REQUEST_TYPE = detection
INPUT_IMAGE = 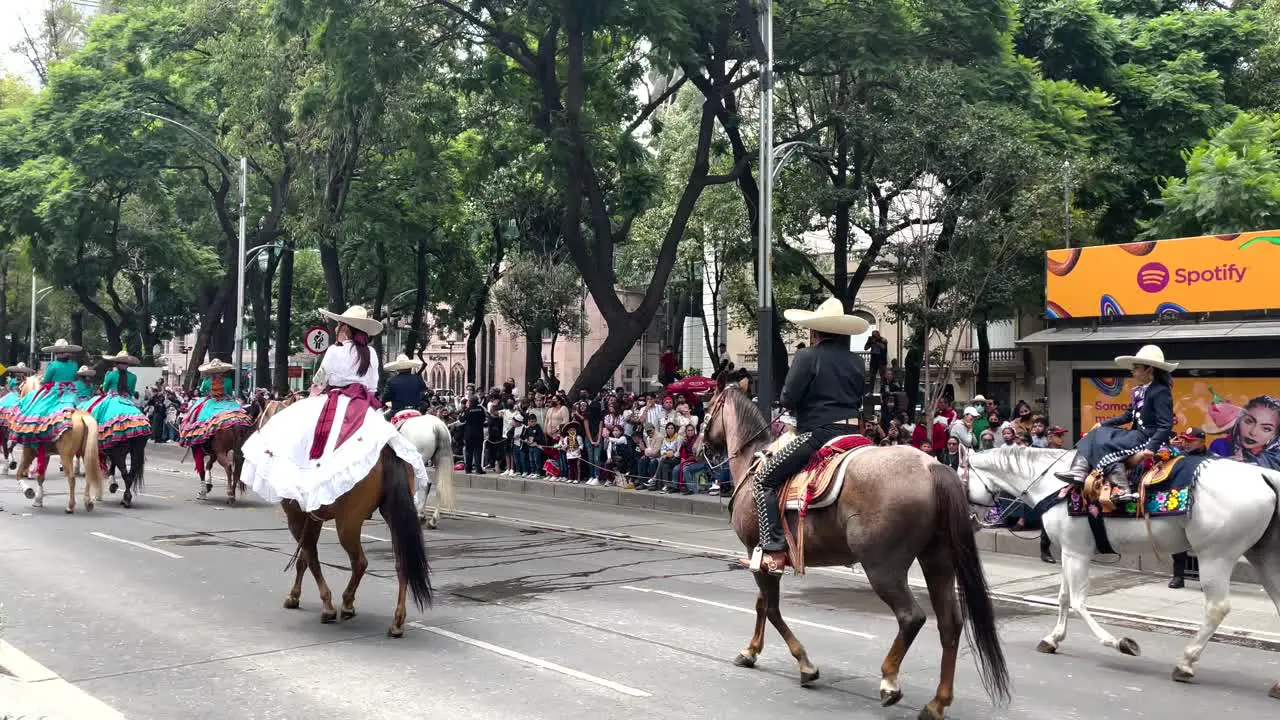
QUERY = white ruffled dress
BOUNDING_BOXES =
[240,343,428,511]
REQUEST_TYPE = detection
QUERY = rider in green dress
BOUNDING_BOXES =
[12,338,83,476]
[75,366,96,402]
[82,351,151,451]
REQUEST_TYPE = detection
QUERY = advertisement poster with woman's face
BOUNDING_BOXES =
[1079,376,1280,469]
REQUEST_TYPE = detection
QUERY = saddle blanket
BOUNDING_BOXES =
[390,409,422,431]
[782,434,874,513]
[1064,454,1210,519]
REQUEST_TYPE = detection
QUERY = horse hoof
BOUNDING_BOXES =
[1036,640,1058,654]
[22,487,34,499]
[8,461,16,470]
[388,626,404,638]
[341,608,356,620]
[1117,637,1141,656]
[427,518,439,530]
[880,688,904,707]
[64,507,74,514]
[733,653,757,668]
[85,500,94,512]
[1270,682,1280,700]
[121,497,132,509]
[226,496,236,506]
[283,596,300,610]
[1172,667,1195,684]
[32,499,43,508]
[205,483,213,493]
[917,707,944,720]
[799,667,820,686]
[108,482,119,494]
[320,611,338,624]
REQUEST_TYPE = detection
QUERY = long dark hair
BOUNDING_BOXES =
[1150,367,1172,387]
[115,364,129,394]
[345,324,372,376]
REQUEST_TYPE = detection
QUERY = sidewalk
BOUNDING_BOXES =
[455,470,1262,583]
[445,472,1280,643]
[0,640,126,719]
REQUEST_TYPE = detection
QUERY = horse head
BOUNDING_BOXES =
[700,386,772,461]
[965,445,1072,508]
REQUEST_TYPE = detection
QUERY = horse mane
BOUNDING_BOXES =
[721,386,773,454]
[970,445,1065,477]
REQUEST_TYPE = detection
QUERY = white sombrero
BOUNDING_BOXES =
[41,338,82,353]
[76,365,96,377]
[1115,344,1178,372]
[198,359,235,376]
[318,305,384,336]
[103,349,140,366]
[6,362,35,376]
[383,353,423,373]
[782,297,870,336]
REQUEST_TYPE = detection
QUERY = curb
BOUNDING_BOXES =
[439,508,1280,653]
[454,472,1261,585]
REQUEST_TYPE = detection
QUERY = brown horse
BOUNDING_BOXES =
[280,446,432,637]
[701,387,1009,720]
[14,377,104,514]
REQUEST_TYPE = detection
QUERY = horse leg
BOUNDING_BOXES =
[1062,551,1135,655]
[1037,575,1071,653]
[757,570,819,685]
[63,445,79,514]
[1172,554,1235,683]
[863,561,927,708]
[1244,542,1280,699]
[733,591,767,668]
[282,508,309,609]
[16,446,37,503]
[917,550,963,720]
[334,515,369,620]
[301,519,337,623]
[218,451,235,504]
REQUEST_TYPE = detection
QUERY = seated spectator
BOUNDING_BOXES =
[601,424,632,486]
[978,429,996,450]
[632,423,659,488]
[669,425,702,494]
[647,422,682,491]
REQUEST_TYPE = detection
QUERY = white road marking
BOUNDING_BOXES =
[90,531,184,559]
[409,623,651,698]
[0,640,128,719]
[621,585,876,639]
[136,492,173,499]
[321,525,389,543]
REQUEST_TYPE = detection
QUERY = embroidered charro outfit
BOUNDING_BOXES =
[1056,344,1176,503]
[748,298,867,574]
[381,354,426,416]
[179,359,253,485]
[239,306,429,511]
[11,339,82,447]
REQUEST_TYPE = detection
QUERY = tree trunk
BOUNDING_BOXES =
[69,310,84,348]
[272,242,296,393]
[318,241,345,314]
[405,233,429,358]
[833,126,851,311]
[0,253,8,364]
[975,316,991,397]
[370,238,389,362]
[574,317,645,393]
[524,326,543,391]
[250,261,275,389]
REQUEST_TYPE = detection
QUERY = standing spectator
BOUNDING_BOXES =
[463,396,487,474]
[864,330,888,390]
[937,436,964,469]
[1029,417,1049,448]
[508,413,526,476]
[659,345,678,385]
[1012,400,1035,437]
[521,414,546,478]
[544,395,569,436]
[949,407,980,449]
[911,411,929,448]
[558,422,584,482]
[977,429,996,450]
[971,395,991,437]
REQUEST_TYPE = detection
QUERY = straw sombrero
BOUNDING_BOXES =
[41,338,82,353]
[76,365,96,377]
[782,297,870,336]
[103,350,140,366]
[1114,344,1178,372]
[318,305,384,336]
[198,359,235,376]
[383,353,423,373]
[6,362,35,376]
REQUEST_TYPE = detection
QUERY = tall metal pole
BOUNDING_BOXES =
[1063,160,1072,249]
[233,156,247,398]
[29,271,36,365]
[755,0,775,420]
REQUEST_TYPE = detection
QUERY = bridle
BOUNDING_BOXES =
[962,448,1070,528]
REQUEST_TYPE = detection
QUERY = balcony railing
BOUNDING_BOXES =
[958,348,1028,374]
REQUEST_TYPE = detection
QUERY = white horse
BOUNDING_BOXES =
[965,446,1280,698]
[395,412,456,529]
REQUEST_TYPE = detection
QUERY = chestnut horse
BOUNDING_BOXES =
[14,376,104,514]
[701,387,1009,720]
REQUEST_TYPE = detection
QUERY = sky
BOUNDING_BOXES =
[1,0,47,85]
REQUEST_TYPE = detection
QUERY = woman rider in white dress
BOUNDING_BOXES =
[240,305,429,511]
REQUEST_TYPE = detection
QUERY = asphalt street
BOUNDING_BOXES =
[2,443,1279,719]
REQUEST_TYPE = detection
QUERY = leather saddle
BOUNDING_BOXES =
[1083,454,1183,513]
[756,432,872,514]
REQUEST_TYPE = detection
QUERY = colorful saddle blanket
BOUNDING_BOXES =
[390,409,423,431]
[777,434,874,514]
[1064,454,1211,519]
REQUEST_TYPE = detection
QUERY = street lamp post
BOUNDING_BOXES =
[29,274,55,365]
[756,0,775,421]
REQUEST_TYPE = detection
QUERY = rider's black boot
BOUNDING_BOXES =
[1054,452,1090,484]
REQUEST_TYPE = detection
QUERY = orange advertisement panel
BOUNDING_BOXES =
[1077,375,1280,464]
[1045,230,1280,318]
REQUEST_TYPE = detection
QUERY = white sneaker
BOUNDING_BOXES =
[586,478,600,486]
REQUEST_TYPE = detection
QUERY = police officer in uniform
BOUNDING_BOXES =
[748,298,868,575]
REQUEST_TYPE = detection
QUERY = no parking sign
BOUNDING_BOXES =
[303,325,332,355]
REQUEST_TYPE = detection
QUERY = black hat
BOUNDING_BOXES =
[1180,427,1206,440]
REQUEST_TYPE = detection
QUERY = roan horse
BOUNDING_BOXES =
[702,387,1009,720]
[257,407,432,636]
[393,412,457,529]
[14,375,104,514]
[966,446,1280,698]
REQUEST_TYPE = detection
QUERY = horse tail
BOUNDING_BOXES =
[80,413,104,498]
[432,419,456,512]
[380,449,433,611]
[931,462,1011,705]
[133,435,147,492]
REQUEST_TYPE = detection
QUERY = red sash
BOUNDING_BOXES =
[310,384,376,460]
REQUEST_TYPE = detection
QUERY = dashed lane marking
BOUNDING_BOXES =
[408,623,651,698]
[321,525,389,543]
[90,531,184,559]
[620,585,876,639]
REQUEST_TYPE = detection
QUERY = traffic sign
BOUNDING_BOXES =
[303,325,332,355]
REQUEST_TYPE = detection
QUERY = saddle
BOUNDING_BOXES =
[390,409,422,430]
[1082,455,1185,515]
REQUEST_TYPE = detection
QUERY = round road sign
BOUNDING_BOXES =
[303,325,333,355]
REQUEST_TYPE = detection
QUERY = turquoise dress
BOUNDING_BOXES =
[179,374,249,447]
[12,358,80,444]
[0,377,23,427]
[80,368,150,449]
[75,379,95,401]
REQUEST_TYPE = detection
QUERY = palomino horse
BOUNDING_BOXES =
[966,446,1280,698]
[702,387,1009,719]
[280,446,433,637]
[104,433,148,508]
[393,412,456,529]
[14,375,104,513]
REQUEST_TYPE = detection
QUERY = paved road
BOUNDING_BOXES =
[2,444,1278,719]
